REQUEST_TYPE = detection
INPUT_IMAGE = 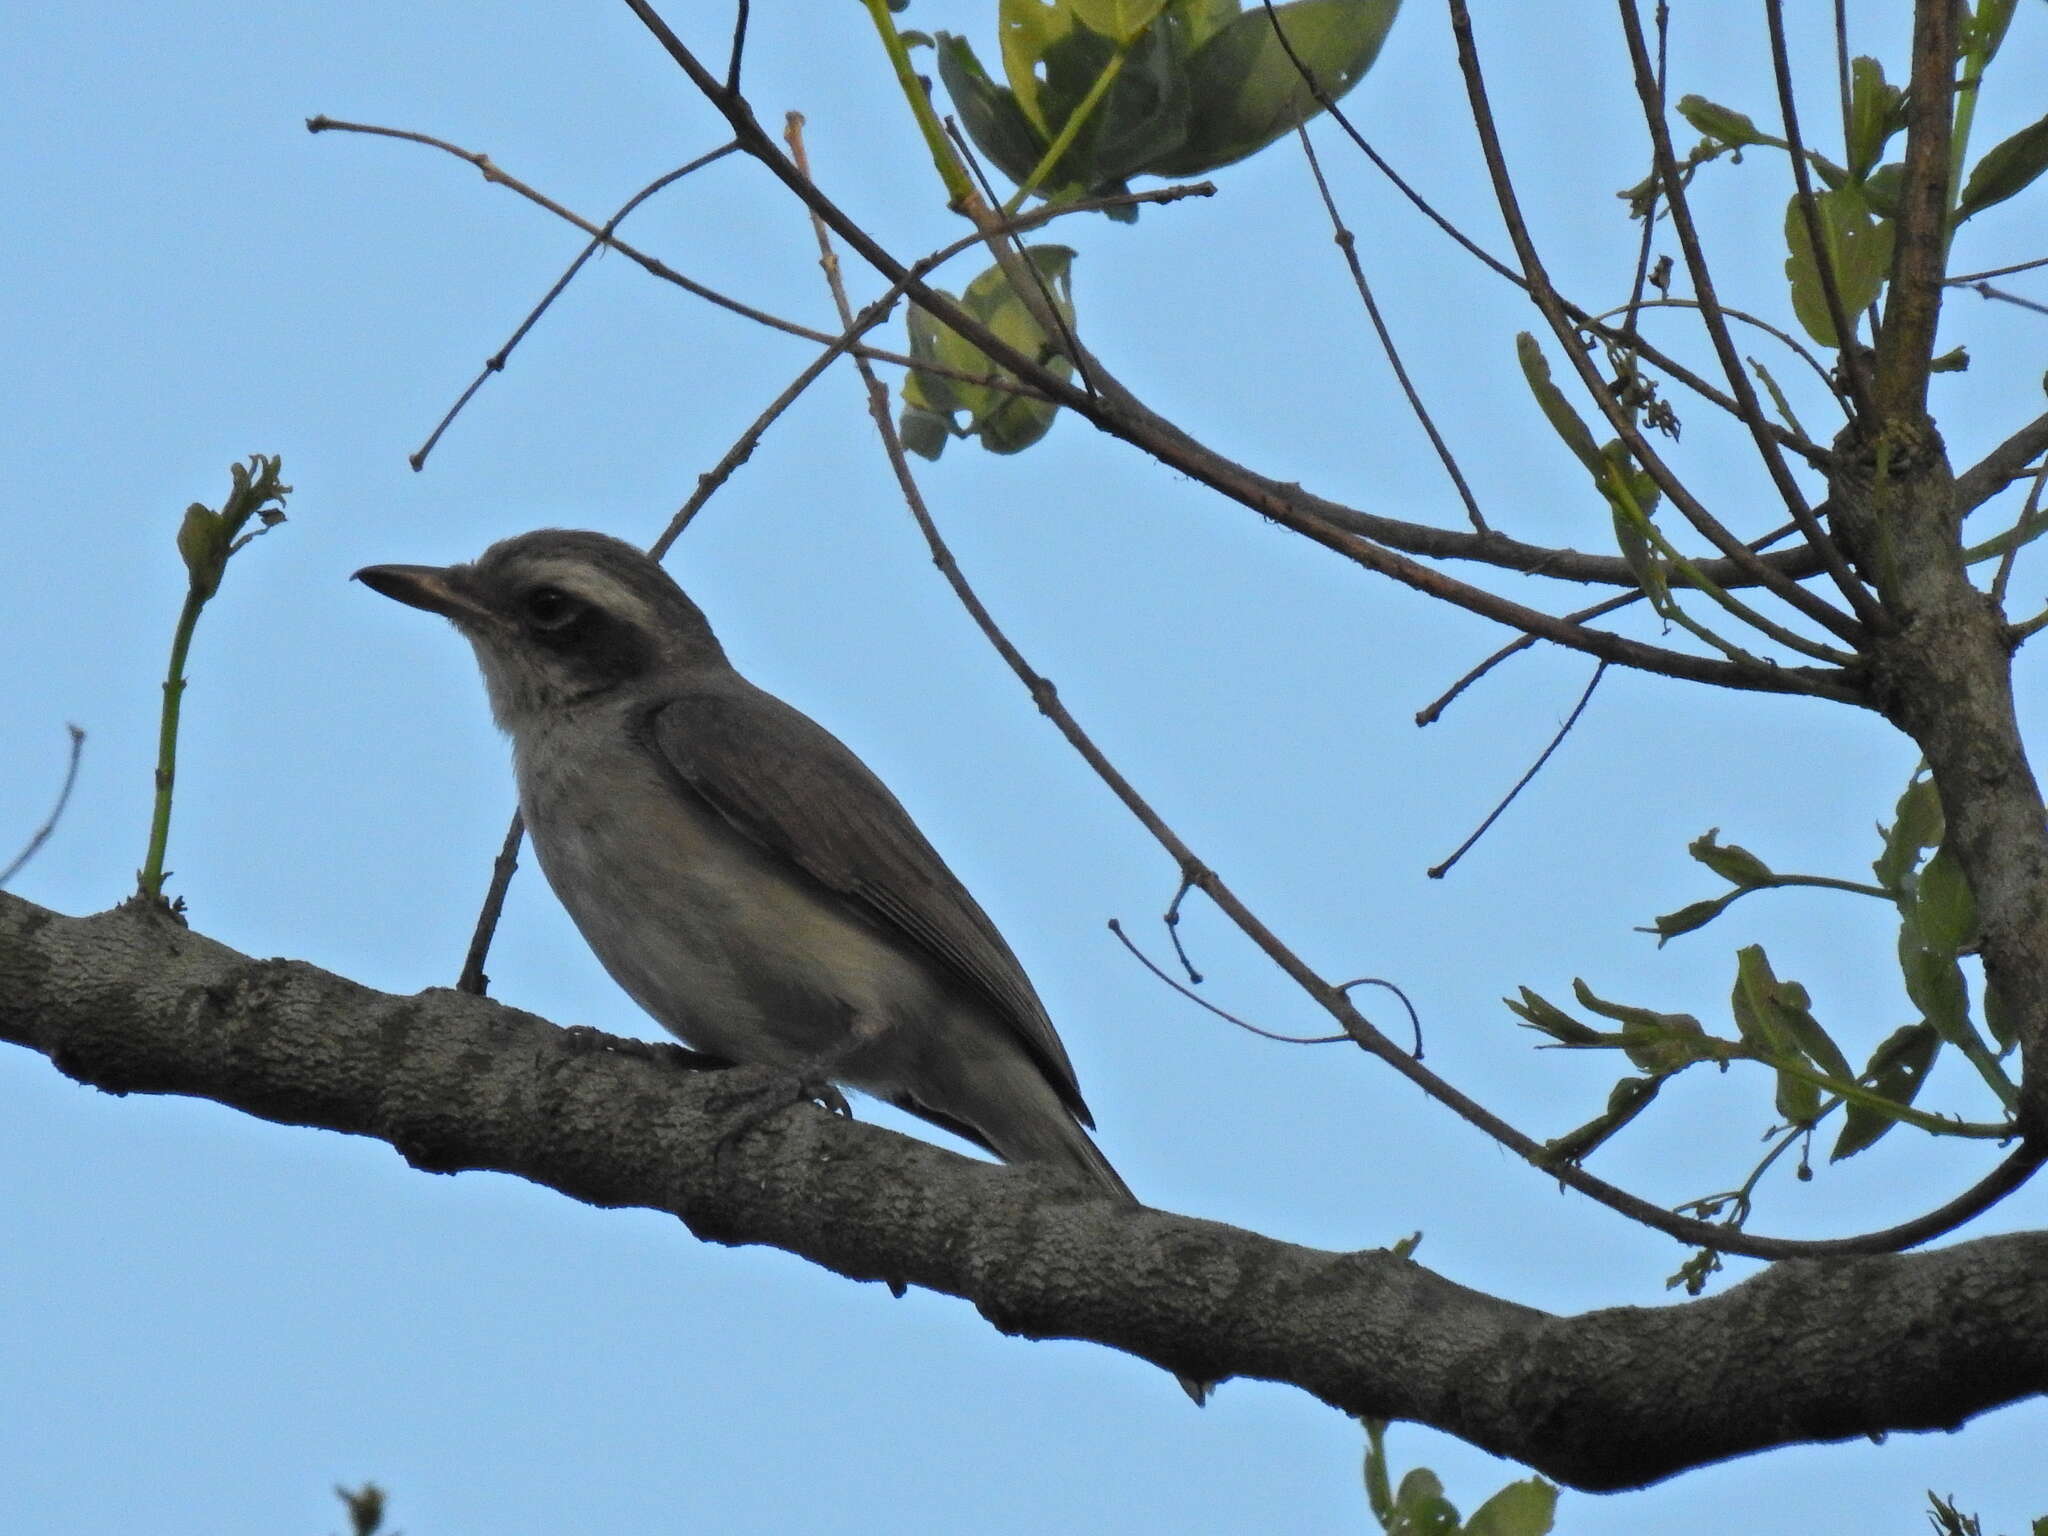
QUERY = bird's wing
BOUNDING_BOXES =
[636,680,1091,1122]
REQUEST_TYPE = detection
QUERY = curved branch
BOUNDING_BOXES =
[4,893,2044,1493]
[611,2,1864,695]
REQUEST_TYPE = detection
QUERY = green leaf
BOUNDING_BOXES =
[1362,1418,1394,1522]
[1955,110,2048,222]
[1783,184,1894,347]
[1731,945,1840,1122]
[1386,1467,1461,1535]
[1861,160,1904,220]
[1166,0,1238,53]
[1066,0,1172,45]
[1619,1011,1716,1074]
[176,504,229,600]
[1643,892,1740,944]
[900,247,1079,456]
[1872,772,1942,893]
[898,406,953,461]
[1689,827,1774,887]
[1506,987,1604,1046]
[1831,1022,1939,1161]
[1898,917,1972,1046]
[1465,1478,1559,1536]
[1000,0,1073,136]
[1913,845,1978,956]
[1728,944,1795,1057]
[1676,94,1765,148]
[1984,977,2017,1052]
[939,32,1055,188]
[1145,0,1401,176]
[1035,13,1192,187]
[1844,56,1903,181]
[1515,333,1603,473]
[1542,1076,1662,1166]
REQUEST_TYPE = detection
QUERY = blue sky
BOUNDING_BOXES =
[7,2,2047,1531]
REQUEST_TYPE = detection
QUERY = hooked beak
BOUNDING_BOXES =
[353,563,497,628]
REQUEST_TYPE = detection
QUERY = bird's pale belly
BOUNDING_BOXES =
[515,725,943,1075]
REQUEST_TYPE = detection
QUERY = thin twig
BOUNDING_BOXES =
[1428,662,1605,878]
[1832,0,1853,156]
[1336,976,1424,1058]
[1451,0,1866,651]
[1970,283,2048,319]
[1608,0,1884,630]
[1293,122,1489,532]
[1616,1,1669,350]
[1109,919,1348,1044]
[1416,522,1802,725]
[307,114,1015,384]
[1595,296,1838,401]
[1992,462,2048,616]
[1764,0,1873,414]
[456,813,524,995]
[0,725,86,889]
[1165,875,1202,985]
[940,115,1096,400]
[1257,4,1826,468]
[725,0,749,93]
[411,145,739,471]
[1948,254,2048,284]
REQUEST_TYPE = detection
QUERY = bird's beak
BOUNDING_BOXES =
[353,563,496,628]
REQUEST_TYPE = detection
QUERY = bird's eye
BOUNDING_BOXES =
[523,586,579,629]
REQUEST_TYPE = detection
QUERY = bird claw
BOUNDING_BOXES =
[710,1066,855,1175]
[555,1025,731,1073]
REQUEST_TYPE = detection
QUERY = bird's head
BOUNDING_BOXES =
[355,529,727,729]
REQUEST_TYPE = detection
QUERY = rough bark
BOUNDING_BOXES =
[4,891,2042,1492]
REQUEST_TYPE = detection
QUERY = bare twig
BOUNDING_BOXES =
[1109,919,1349,1044]
[1595,297,1838,402]
[0,725,85,889]
[1416,521,1804,725]
[411,145,740,471]
[1970,283,2048,319]
[1949,254,2048,284]
[725,0,749,93]
[1165,875,1202,985]
[456,813,524,995]
[1337,976,1424,1058]
[1428,663,1605,878]
[1294,122,1490,532]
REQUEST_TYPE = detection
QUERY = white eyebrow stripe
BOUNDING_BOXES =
[516,560,659,630]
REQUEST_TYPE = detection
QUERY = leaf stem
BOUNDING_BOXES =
[858,0,976,209]
[138,590,204,904]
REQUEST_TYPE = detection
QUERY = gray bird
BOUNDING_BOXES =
[355,529,1132,1200]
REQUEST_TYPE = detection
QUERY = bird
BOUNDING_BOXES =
[354,529,1133,1201]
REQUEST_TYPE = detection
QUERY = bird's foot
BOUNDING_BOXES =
[556,1025,731,1073]
[708,1064,854,1176]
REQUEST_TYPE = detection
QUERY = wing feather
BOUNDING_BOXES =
[635,681,1092,1122]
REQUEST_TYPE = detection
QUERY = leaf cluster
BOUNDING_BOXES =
[936,0,1399,218]
[1512,769,2017,1196]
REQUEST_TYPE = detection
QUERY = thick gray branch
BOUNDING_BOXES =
[3,891,2042,1491]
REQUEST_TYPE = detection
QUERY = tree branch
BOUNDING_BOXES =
[4,892,2044,1492]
